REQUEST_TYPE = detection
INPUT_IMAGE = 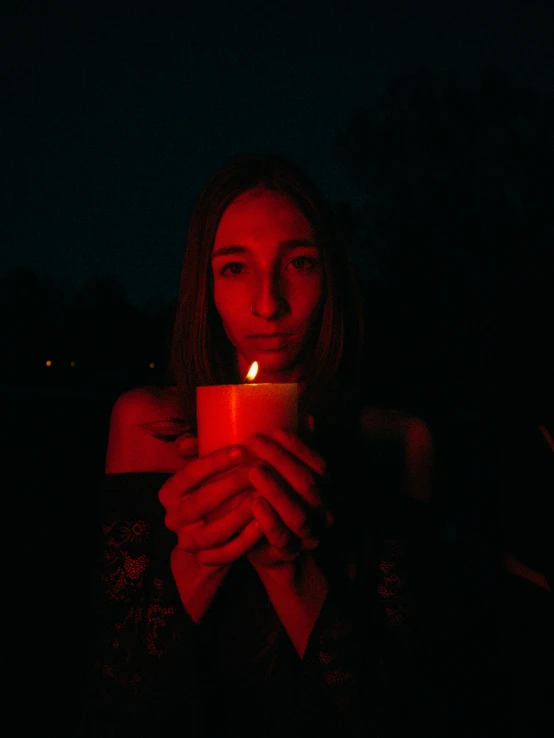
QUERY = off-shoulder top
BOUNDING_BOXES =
[80,472,433,738]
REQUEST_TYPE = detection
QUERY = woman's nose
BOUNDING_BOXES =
[251,276,289,319]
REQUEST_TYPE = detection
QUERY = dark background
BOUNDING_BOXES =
[2,1,553,734]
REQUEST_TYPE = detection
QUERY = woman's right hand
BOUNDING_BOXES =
[158,436,264,566]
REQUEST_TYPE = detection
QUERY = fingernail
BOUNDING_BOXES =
[229,447,245,461]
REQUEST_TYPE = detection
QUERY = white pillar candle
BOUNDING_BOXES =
[196,382,298,457]
[196,364,298,457]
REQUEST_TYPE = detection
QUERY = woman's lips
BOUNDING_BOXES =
[249,335,291,351]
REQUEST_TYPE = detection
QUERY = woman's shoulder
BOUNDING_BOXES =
[359,405,434,502]
[110,384,181,419]
[105,385,188,475]
[360,405,432,439]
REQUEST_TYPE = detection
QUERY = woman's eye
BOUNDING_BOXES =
[220,262,244,276]
[219,257,318,277]
[289,256,318,271]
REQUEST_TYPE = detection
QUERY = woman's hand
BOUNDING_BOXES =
[242,425,333,568]
[165,414,332,569]
[158,437,263,567]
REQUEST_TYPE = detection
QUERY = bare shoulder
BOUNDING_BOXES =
[360,405,434,445]
[105,386,188,474]
[109,385,181,427]
[360,405,434,502]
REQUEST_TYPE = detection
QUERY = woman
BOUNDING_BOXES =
[82,155,435,737]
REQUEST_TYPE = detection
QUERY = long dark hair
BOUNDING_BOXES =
[168,153,366,437]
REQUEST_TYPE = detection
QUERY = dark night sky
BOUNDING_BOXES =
[3,0,553,305]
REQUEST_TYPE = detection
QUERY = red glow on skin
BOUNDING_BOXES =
[211,187,324,388]
[505,552,551,592]
[502,423,553,591]
[538,424,554,452]
[361,409,434,503]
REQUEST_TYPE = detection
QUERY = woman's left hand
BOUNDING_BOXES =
[242,425,333,568]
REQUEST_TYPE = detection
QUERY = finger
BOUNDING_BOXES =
[248,462,313,540]
[178,500,254,552]
[246,433,324,508]
[271,428,326,478]
[178,466,254,525]
[175,433,198,459]
[181,444,246,491]
[196,520,264,566]
[158,445,245,510]
[251,497,300,554]
[204,487,252,524]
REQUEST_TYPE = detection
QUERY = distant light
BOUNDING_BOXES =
[149,362,156,369]
[70,361,76,368]
[45,360,52,367]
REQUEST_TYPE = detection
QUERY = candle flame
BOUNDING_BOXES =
[245,361,258,382]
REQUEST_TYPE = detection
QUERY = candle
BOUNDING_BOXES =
[196,362,298,457]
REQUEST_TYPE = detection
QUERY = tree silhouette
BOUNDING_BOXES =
[1,267,69,371]
[336,70,553,419]
[1,268,173,385]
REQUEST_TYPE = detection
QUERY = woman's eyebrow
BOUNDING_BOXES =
[211,239,319,259]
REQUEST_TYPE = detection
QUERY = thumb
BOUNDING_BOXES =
[175,432,198,459]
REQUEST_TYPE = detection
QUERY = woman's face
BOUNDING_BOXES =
[211,186,324,383]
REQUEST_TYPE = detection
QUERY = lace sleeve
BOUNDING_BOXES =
[80,473,198,737]
[376,499,432,636]
[373,500,436,736]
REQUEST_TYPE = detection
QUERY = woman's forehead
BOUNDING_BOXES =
[216,188,313,239]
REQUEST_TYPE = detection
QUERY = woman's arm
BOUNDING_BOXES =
[248,409,435,657]
[105,387,188,475]
[246,410,436,734]
[170,546,229,623]
[250,552,330,659]
[361,407,434,503]
[83,472,199,735]
[504,552,551,592]
[105,387,234,622]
